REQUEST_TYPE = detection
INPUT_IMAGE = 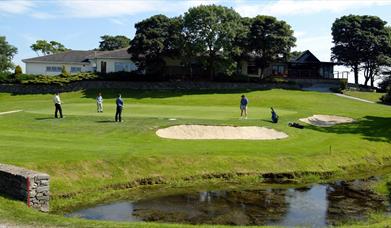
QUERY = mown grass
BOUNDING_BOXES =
[342,90,386,103]
[0,88,390,227]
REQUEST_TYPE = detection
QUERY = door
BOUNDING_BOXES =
[101,61,107,74]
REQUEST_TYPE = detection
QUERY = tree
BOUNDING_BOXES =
[331,15,391,86]
[183,5,243,79]
[30,40,68,56]
[129,15,183,75]
[245,16,296,78]
[98,35,130,51]
[61,65,69,77]
[14,65,22,75]
[0,36,17,73]
[360,17,391,87]
[289,51,303,61]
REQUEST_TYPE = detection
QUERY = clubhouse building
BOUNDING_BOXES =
[22,48,136,75]
[23,49,335,79]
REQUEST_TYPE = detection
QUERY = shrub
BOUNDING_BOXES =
[339,79,347,91]
[378,76,390,92]
[60,65,69,77]
[0,71,13,82]
[21,72,98,85]
[380,86,391,104]
[14,65,22,75]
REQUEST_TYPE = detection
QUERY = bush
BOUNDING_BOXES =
[0,71,17,83]
[380,86,391,104]
[14,65,22,75]
[60,65,69,77]
[378,76,390,92]
[21,72,98,85]
[339,79,347,90]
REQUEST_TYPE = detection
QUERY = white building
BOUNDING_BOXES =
[22,48,136,75]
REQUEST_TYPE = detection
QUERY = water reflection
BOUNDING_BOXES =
[67,179,389,227]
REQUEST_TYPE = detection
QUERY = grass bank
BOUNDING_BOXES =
[342,90,386,103]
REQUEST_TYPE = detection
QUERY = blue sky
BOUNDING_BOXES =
[1,0,391,82]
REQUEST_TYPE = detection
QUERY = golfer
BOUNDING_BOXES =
[115,94,123,122]
[53,92,63,118]
[96,92,103,113]
[271,107,279,123]
[240,95,248,119]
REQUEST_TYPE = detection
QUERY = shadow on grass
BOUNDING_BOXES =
[35,117,54,120]
[95,120,115,123]
[306,116,391,143]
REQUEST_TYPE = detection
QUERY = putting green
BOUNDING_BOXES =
[0,88,390,227]
[26,103,297,120]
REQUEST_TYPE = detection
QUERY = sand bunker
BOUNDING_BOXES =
[156,125,288,140]
[299,115,354,127]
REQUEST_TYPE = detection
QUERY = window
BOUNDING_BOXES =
[114,62,133,72]
[46,66,62,72]
[247,65,258,75]
[70,67,82,73]
[272,65,285,75]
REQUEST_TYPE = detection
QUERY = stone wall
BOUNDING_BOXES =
[0,164,49,212]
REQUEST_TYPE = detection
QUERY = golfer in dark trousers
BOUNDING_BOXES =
[53,92,63,118]
[115,94,123,122]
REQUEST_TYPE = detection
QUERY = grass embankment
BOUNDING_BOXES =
[342,90,386,103]
[0,88,390,227]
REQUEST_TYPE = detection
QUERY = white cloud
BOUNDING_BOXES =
[293,31,305,38]
[235,0,391,17]
[31,12,55,19]
[55,0,219,18]
[110,18,128,26]
[0,0,35,14]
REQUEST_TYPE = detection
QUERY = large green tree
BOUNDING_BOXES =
[30,40,68,56]
[183,5,243,79]
[129,15,183,75]
[245,16,296,78]
[331,15,391,86]
[0,36,17,73]
[360,17,391,87]
[98,35,130,51]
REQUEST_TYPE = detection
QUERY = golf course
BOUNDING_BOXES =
[0,88,391,227]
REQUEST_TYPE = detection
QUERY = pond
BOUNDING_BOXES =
[66,178,390,227]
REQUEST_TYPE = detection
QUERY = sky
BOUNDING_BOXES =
[1,0,391,83]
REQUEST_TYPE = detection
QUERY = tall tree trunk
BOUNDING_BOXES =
[363,67,369,86]
[260,67,265,80]
[353,65,359,85]
[364,77,370,86]
[208,54,215,81]
[370,76,375,88]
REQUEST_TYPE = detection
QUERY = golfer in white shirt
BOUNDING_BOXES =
[96,92,103,113]
[53,92,63,118]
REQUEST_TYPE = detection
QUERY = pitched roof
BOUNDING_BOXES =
[22,50,95,63]
[22,48,132,63]
[291,50,320,63]
[92,47,131,59]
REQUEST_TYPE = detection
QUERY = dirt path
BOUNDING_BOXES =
[0,110,23,116]
[335,93,374,103]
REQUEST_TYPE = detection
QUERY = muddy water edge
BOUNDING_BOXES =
[65,168,391,227]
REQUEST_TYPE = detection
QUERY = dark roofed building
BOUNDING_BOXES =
[239,50,334,79]
[288,50,334,78]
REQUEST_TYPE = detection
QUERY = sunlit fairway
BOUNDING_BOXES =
[0,88,390,227]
